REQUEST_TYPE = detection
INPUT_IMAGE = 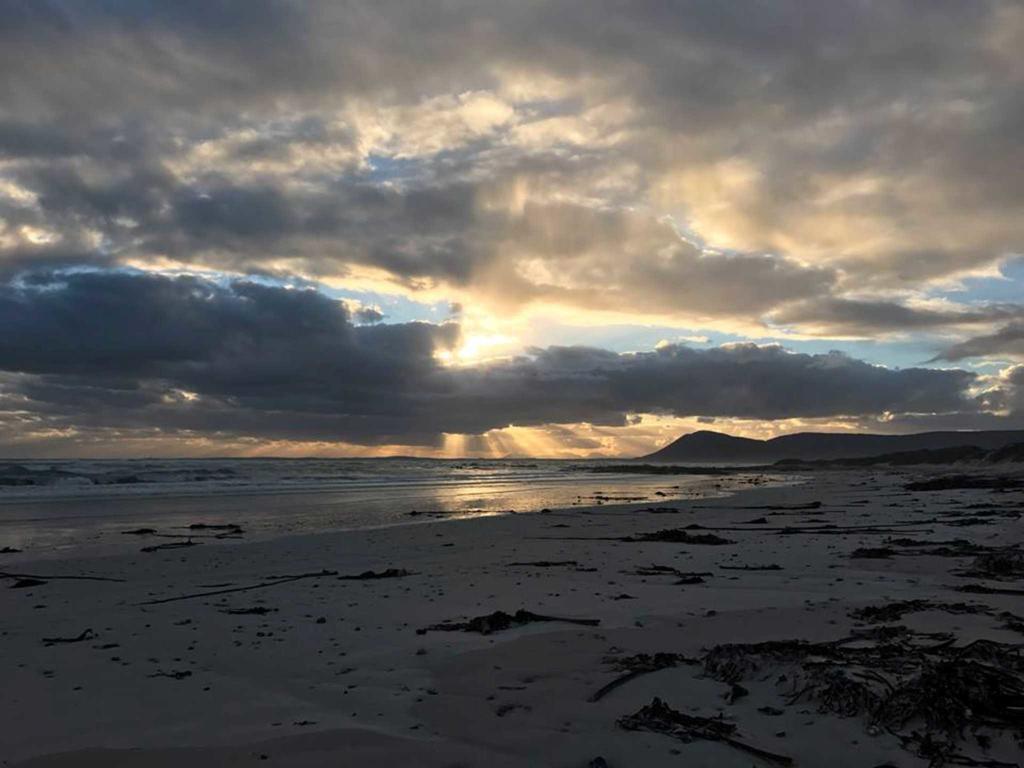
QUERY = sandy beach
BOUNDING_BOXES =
[2,467,1022,768]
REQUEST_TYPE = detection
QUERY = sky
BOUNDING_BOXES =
[0,0,1023,458]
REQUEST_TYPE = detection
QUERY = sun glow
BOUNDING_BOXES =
[436,331,516,366]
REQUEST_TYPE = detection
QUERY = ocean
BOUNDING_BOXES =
[0,458,779,559]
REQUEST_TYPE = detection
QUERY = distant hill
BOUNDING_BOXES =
[775,444,1023,468]
[640,429,1024,463]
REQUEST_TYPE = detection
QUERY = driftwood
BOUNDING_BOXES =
[136,569,340,605]
[618,697,793,766]
[416,609,600,636]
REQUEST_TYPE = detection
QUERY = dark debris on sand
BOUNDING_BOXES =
[627,564,713,584]
[140,540,200,553]
[9,577,46,588]
[626,529,735,545]
[966,548,1024,580]
[337,568,413,580]
[42,628,96,646]
[701,632,1024,766]
[220,606,277,615]
[618,697,793,766]
[416,609,600,636]
[148,669,192,680]
[720,563,783,571]
[590,652,698,702]
[849,600,987,624]
[905,475,1024,492]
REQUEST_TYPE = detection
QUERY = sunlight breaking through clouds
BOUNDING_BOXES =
[0,1,1022,455]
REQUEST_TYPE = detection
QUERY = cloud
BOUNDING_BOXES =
[935,323,1024,361]
[1,2,1023,454]
[771,298,1024,336]
[0,1,1019,332]
[0,271,990,451]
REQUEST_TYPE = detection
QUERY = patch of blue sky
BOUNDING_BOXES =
[362,154,425,185]
[318,284,456,324]
[930,255,1024,305]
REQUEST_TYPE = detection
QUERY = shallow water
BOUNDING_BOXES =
[0,458,786,558]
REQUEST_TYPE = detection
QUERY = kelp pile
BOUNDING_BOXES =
[701,633,1024,766]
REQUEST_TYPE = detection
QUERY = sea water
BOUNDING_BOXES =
[0,458,781,558]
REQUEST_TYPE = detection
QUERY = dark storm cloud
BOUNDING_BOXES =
[772,298,1024,335]
[0,271,457,390]
[437,343,977,432]
[936,324,1024,362]
[0,271,987,446]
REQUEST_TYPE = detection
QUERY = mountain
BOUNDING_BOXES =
[640,429,1024,463]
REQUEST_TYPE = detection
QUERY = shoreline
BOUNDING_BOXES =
[0,471,789,563]
[3,467,1023,767]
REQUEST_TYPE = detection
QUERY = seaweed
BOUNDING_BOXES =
[720,563,783,571]
[618,697,793,766]
[627,529,734,545]
[42,628,96,646]
[967,548,1024,580]
[905,475,1024,491]
[136,569,340,605]
[337,568,412,580]
[140,540,200,553]
[416,609,600,635]
[700,633,1024,766]
[627,564,713,583]
[849,600,987,623]
[851,547,896,559]
[589,652,699,702]
[220,606,277,615]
